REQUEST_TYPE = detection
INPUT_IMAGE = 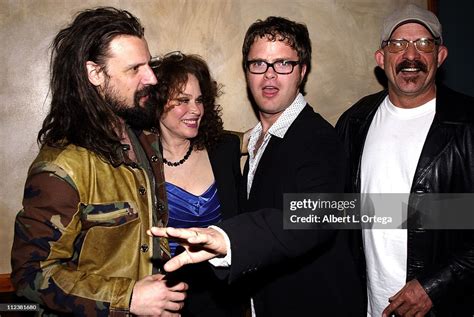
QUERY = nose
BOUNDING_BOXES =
[188,101,201,115]
[143,64,158,85]
[402,41,421,60]
[264,65,277,79]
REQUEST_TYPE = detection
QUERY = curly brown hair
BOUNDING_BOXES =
[150,53,224,150]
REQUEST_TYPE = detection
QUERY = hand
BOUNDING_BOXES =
[130,274,187,316]
[382,279,433,317]
[148,227,228,272]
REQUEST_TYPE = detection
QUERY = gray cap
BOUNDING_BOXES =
[381,4,442,46]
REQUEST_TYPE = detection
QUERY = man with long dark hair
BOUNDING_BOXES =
[11,7,187,316]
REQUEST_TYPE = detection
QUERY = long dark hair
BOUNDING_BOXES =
[38,7,144,165]
[151,53,223,150]
[242,16,312,95]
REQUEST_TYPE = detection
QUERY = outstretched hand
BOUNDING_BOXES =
[148,227,228,272]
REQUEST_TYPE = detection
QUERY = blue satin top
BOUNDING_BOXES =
[166,182,223,256]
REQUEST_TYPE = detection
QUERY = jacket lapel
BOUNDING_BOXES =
[346,91,387,192]
[410,86,459,191]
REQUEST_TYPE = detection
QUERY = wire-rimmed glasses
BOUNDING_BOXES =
[382,38,441,53]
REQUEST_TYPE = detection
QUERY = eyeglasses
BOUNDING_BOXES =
[382,38,441,53]
[246,59,300,74]
[149,51,185,69]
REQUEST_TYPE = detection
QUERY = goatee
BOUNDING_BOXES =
[107,87,156,130]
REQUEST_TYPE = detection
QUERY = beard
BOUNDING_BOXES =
[105,86,155,130]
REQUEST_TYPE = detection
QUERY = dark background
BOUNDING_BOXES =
[435,0,474,97]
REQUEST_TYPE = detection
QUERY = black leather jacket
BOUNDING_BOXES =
[336,85,474,316]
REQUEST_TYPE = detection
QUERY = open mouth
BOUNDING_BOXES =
[396,60,427,74]
[262,85,279,97]
[182,118,199,127]
[400,67,421,73]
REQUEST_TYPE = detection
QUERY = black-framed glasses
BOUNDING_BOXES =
[382,38,441,53]
[246,59,300,74]
[149,51,185,69]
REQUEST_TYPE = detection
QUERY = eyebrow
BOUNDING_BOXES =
[126,61,148,70]
[248,57,295,61]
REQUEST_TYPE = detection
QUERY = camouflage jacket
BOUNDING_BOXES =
[11,128,169,316]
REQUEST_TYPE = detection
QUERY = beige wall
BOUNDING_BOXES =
[0,0,425,273]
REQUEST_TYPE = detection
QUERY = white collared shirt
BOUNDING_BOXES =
[247,93,307,197]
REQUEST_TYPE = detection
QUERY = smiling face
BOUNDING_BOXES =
[246,37,306,125]
[375,23,448,108]
[159,74,204,141]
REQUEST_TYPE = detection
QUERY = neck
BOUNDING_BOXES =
[259,112,283,135]
[388,85,437,109]
[114,120,137,162]
[160,134,192,160]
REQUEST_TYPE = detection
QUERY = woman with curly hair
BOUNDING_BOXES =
[150,52,247,316]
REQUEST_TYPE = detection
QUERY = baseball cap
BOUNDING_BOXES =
[381,4,442,46]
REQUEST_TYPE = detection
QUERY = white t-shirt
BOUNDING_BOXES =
[361,96,435,316]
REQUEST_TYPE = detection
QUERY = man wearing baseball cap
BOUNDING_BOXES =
[337,3,474,317]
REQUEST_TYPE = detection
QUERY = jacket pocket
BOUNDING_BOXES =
[80,202,138,229]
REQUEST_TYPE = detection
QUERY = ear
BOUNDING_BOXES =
[300,64,307,78]
[299,64,307,85]
[86,61,105,87]
[374,49,385,70]
[436,45,448,68]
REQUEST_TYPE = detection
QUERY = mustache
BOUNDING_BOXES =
[135,86,152,99]
[396,60,428,73]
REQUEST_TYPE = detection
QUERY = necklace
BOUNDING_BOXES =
[160,141,193,167]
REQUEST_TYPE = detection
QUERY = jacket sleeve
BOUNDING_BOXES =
[11,170,135,316]
[417,231,474,306]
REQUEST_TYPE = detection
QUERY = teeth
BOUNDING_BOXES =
[402,68,419,72]
[183,119,197,124]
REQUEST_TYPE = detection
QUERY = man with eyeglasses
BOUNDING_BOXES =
[337,4,474,317]
[149,16,364,316]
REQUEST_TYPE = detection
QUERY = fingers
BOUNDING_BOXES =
[382,297,401,317]
[148,227,170,238]
[164,254,192,272]
[150,273,166,281]
[163,300,185,312]
[161,311,182,317]
[130,277,186,316]
[383,280,433,317]
[167,281,188,292]
[149,227,206,243]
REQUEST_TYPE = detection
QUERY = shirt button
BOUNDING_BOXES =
[157,201,165,211]
[140,244,149,252]
[151,155,159,162]
[121,144,130,151]
[139,186,146,195]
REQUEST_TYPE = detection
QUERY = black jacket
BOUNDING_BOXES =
[176,133,247,317]
[336,85,474,316]
[219,105,365,316]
